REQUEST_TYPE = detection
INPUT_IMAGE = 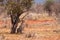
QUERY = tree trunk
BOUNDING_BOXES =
[10,14,20,34]
[10,11,25,34]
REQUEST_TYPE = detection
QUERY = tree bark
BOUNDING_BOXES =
[10,14,20,34]
[10,11,25,34]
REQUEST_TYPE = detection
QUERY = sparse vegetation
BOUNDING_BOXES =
[0,0,60,40]
[44,0,54,16]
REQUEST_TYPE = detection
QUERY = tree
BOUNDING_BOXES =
[0,0,4,6]
[0,0,4,2]
[54,0,60,17]
[55,3,60,17]
[44,0,54,16]
[6,0,34,34]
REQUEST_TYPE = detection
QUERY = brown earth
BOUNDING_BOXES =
[0,15,60,40]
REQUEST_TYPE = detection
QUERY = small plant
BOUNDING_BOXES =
[53,30,60,33]
[25,32,35,38]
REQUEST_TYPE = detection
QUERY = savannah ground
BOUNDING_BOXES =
[0,13,60,40]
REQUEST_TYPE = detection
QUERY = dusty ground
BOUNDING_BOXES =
[0,14,60,40]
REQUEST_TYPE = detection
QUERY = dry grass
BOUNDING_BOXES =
[0,14,60,40]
